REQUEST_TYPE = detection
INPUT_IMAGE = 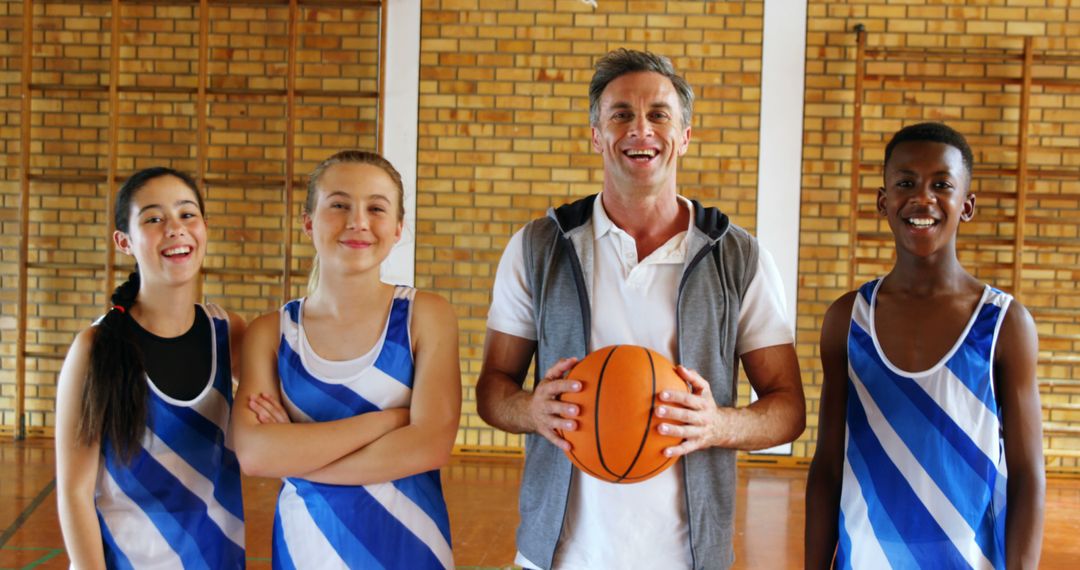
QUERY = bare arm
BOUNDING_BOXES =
[231,312,407,478]
[295,292,462,485]
[55,328,107,570]
[226,310,247,382]
[996,301,1044,569]
[475,329,581,451]
[656,342,805,455]
[804,292,856,569]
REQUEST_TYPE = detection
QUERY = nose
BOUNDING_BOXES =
[910,183,937,205]
[346,208,367,230]
[165,217,186,237]
[628,113,653,138]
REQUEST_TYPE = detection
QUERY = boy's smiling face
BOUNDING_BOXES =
[878,140,975,260]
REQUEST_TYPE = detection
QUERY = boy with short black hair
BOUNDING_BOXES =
[806,122,1045,569]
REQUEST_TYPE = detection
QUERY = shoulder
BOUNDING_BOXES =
[411,290,457,328]
[826,290,860,317]
[996,296,1038,360]
[245,310,282,346]
[226,310,247,336]
[68,326,98,361]
[58,327,98,390]
[821,290,859,341]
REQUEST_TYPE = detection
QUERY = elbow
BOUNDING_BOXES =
[426,445,453,471]
[417,422,457,472]
[233,439,283,479]
[475,379,496,427]
[789,410,807,443]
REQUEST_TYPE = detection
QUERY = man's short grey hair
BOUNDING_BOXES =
[588,48,695,128]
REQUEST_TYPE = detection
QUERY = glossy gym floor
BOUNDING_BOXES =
[2,439,1078,569]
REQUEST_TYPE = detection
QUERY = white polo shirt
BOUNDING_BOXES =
[488,194,793,570]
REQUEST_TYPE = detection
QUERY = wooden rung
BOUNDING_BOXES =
[1041,380,1080,391]
[23,351,66,361]
[1043,423,1080,435]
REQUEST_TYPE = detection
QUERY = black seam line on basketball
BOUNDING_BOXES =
[566,445,608,482]
[618,347,655,481]
[622,455,676,481]
[595,346,621,479]
[0,477,56,548]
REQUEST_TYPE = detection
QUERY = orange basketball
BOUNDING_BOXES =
[555,345,689,484]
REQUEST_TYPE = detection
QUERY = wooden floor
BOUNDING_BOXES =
[2,439,1078,569]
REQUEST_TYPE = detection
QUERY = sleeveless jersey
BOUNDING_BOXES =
[272,286,453,570]
[95,304,246,569]
[838,279,1011,570]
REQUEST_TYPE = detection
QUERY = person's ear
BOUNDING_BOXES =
[960,192,975,222]
[678,125,691,156]
[113,230,133,255]
[876,187,887,216]
[303,212,313,237]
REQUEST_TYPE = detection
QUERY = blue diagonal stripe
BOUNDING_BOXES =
[851,323,1000,531]
[103,441,244,569]
[843,404,916,568]
[146,396,244,520]
[373,297,414,387]
[286,479,386,569]
[290,478,444,569]
[391,472,452,544]
[836,509,853,570]
[98,510,135,570]
[278,340,381,421]
[944,302,1002,412]
[846,382,969,568]
[271,494,299,570]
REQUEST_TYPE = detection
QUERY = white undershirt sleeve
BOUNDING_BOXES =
[735,246,795,355]
[486,228,538,341]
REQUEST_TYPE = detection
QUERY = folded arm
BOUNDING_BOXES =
[295,292,463,485]
[231,312,407,479]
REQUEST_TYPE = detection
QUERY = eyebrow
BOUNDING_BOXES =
[137,199,199,215]
[323,191,392,203]
[608,101,674,112]
[891,167,958,177]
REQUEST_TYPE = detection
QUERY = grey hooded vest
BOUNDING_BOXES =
[515,194,759,570]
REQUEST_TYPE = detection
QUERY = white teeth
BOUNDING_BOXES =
[163,246,192,256]
[625,149,657,158]
[906,218,936,228]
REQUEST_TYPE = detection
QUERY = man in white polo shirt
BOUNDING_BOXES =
[476,48,805,570]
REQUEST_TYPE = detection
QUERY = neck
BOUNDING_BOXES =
[130,279,199,337]
[306,269,390,317]
[601,189,687,259]
[885,249,977,296]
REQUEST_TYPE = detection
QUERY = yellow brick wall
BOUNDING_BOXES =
[2,1,1078,469]
[0,2,380,431]
[799,0,1080,468]
[416,0,767,452]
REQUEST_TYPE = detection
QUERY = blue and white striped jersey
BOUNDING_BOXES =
[838,279,1011,570]
[272,286,453,570]
[95,303,245,569]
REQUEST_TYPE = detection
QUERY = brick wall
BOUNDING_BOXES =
[0,2,380,432]
[800,0,1080,467]
[2,0,1077,467]
[416,0,767,451]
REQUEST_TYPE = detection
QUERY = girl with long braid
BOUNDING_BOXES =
[55,168,247,568]
[233,150,461,569]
